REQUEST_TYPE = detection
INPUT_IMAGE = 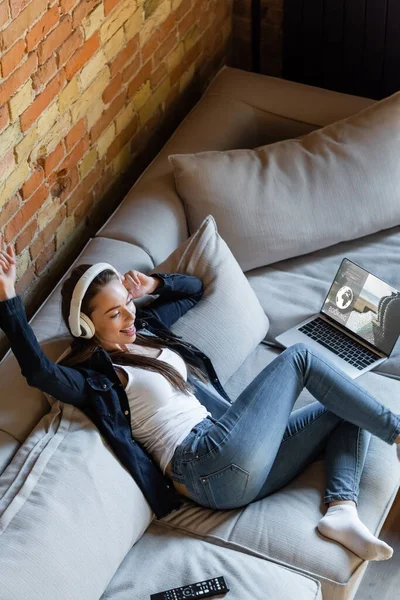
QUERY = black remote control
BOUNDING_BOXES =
[150,576,229,599]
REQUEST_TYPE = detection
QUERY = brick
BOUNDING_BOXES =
[42,141,65,177]
[0,195,20,230]
[50,165,79,203]
[56,214,75,249]
[0,162,29,209]
[15,263,35,295]
[0,0,47,52]
[102,72,123,104]
[1,38,26,78]
[31,55,58,90]
[21,167,44,200]
[104,0,121,17]
[9,78,34,120]
[0,148,15,184]
[36,196,61,230]
[66,164,99,215]
[0,52,37,106]
[112,143,132,175]
[78,48,106,90]
[0,122,20,161]
[70,67,110,123]
[15,218,37,253]
[97,122,115,158]
[139,0,170,45]
[100,0,133,44]
[103,25,125,63]
[60,0,77,15]
[57,28,84,69]
[140,27,160,63]
[26,5,60,52]
[0,1,9,28]
[15,123,37,163]
[144,0,163,19]
[127,59,152,97]
[65,31,99,81]
[157,10,175,41]
[35,238,55,275]
[59,76,79,114]
[78,147,97,178]
[10,0,30,19]
[72,0,99,29]
[83,3,104,40]
[90,89,126,142]
[109,33,139,78]
[178,6,196,37]
[150,60,168,88]
[59,133,90,172]
[174,0,191,21]
[37,15,72,65]
[65,118,86,152]
[30,203,66,258]
[20,70,66,132]
[0,104,9,132]
[15,247,30,278]
[121,52,140,84]
[74,192,94,225]
[124,6,142,41]
[4,182,48,242]
[106,114,138,163]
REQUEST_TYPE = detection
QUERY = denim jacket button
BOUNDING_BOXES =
[142,321,147,328]
[103,384,107,389]
[213,377,218,382]
[124,410,129,415]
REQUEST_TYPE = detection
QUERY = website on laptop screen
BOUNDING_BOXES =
[321,258,400,356]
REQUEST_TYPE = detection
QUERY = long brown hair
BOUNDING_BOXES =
[59,265,209,395]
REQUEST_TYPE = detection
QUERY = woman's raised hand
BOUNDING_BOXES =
[119,269,160,299]
[0,243,17,301]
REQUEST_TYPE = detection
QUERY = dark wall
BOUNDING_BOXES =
[282,0,400,100]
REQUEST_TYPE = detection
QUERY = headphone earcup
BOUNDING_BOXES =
[79,312,96,339]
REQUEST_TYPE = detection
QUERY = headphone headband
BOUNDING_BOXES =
[68,262,120,338]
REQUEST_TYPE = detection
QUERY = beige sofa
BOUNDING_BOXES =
[1,65,400,600]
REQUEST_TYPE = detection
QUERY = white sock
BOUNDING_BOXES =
[317,504,393,561]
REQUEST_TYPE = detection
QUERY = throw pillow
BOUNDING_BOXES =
[169,90,400,272]
[0,400,153,600]
[148,214,270,386]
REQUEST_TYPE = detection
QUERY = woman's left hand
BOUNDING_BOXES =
[120,270,160,299]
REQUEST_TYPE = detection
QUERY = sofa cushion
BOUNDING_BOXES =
[0,400,153,600]
[101,520,322,600]
[169,90,400,272]
[149,214,270,385]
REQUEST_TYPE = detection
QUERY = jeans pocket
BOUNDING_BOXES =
[199,463,250,510]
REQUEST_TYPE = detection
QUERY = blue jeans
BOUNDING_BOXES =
[169,343,400,510]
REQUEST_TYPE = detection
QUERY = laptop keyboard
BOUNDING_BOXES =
[298,317,379,370]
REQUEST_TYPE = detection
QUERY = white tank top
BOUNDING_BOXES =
[113,346,211,475]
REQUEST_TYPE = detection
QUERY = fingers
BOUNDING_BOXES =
[0,245,16,271]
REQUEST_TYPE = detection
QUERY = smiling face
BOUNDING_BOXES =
[88,278,137,351]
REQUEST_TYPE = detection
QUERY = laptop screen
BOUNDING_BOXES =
[321,258,400,356]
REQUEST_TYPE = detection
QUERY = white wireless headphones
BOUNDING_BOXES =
[68,262,121,339]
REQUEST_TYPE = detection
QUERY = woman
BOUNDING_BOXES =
[1,243,399,562]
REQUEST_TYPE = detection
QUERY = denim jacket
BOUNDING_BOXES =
[0,273,233,519]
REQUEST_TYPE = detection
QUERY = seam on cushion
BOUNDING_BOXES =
[0,429,20,443]
[0,403,74,534]
[155,519,349,588]
[207,92,325,129]
[152,520,322,595]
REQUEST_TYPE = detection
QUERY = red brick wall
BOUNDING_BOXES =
[0,0,232,356]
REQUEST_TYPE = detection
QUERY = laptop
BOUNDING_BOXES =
[274,257,400,379]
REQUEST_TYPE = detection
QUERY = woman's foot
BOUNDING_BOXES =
[317,503,393,561]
